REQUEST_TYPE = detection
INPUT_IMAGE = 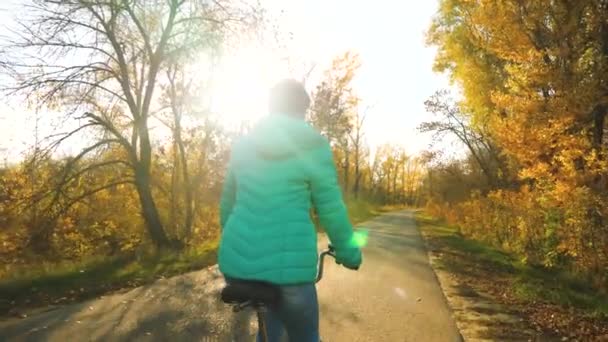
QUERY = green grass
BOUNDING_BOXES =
[346,196,407,224]
[0,240,218,316]
[416,212,608,319]
[346,197,387,224]
[312,197,401,232]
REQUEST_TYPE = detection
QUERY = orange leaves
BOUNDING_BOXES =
[467,1,537,62]
[447,180,606,275]
[428,0,608,294]
[431,0,608,181]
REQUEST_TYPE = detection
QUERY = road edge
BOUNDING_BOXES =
[408,210,466,342]
[415,212,544,342]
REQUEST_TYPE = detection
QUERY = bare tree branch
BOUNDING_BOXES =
[82,111,135,159]
[123,0,153,57]
[59,179,136,216]
[2,0,262,249]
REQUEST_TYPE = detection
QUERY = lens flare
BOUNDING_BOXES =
[351,229,369,248]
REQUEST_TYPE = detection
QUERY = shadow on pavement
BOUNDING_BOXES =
[0,267,256,342]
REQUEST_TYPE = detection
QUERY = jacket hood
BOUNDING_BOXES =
[248,113,327,159]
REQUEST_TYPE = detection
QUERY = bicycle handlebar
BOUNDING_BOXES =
[316,244,360,283]
[315,245,336,283]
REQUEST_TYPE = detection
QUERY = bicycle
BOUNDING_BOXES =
[220,244,344,342]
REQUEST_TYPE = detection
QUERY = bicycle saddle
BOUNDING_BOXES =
[221,279,281,309]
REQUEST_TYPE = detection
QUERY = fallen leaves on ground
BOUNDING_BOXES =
[423,234,608,341]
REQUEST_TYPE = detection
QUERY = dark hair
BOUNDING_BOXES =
[268,79,310,118]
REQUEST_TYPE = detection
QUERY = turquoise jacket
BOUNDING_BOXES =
[218,113,362,285]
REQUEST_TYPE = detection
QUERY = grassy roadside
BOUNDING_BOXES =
[416,212,608,339]
[1,198,392,319]
[345,197,400,224]
[0,241,218,318]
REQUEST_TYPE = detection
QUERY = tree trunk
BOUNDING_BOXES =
[135,163,170,248]
[591,104,607,190]
[166,66,195,239]
[177,128,194,238]
[170,140,179,232]
[404,163,410,205]
[592,104,606,149]
[191,122,213,224]
[136,120,170,248]
[27,223,53,256]
[392,165,398,204]
[353,166,361,199]
[352,136,361,198]
[343,141,349,196]
[385,169,391,203]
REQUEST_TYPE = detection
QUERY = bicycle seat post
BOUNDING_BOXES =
[222,245,336,341]
[257,306,269,342]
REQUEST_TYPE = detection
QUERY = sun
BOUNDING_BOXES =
[210,45,289,128]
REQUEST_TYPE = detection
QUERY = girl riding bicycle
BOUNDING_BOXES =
[218,79,362,342]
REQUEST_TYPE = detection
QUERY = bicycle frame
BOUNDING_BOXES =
[255,245,335,342]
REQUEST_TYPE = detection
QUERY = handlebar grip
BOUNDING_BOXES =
[341,263,359,271]
[335,260,359,271]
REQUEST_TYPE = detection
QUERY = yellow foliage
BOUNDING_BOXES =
[428,0,608,289]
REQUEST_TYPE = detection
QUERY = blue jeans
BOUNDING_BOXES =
[255,283,320,342]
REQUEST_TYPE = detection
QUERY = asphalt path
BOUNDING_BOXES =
[0,210,462,342]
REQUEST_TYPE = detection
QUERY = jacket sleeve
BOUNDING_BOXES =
[220,162,236,230]
[309,141,362,267]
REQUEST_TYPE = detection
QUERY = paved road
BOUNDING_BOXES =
[0,211,462,342]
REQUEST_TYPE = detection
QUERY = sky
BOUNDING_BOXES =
[0,0,453,162]
[213,0,453,153]
[278,0,452,153]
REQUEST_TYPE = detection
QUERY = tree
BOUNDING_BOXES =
[369,144,410,204]
[309,51,360,144]
[309,51,361,192]
[2,0,259,250]
[162,65,195,239]
[427,0,608,287]
[420,89,510,189]
[429,0,608,189]
[349,107,368,198]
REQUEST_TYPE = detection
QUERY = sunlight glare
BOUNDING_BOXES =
[210,45,288,128]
